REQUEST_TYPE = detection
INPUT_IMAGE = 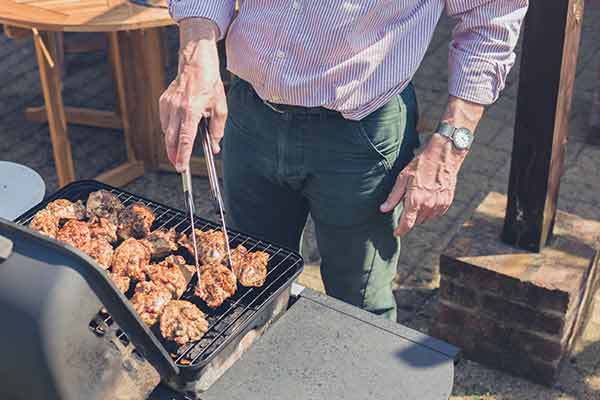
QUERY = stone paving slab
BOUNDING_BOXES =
[1,9,600,400]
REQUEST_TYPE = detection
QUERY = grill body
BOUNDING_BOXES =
[6,180,303,397]
[0,221,160,400]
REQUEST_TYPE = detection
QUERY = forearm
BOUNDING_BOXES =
[423,97,485,167]
[440,96,485,135]
[168,0,235,40]
[178,18,219,73]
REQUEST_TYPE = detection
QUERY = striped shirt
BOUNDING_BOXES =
[169,1,528,120]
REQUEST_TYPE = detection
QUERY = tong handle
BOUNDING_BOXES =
[181,169,195,213]
[199,118,234,267]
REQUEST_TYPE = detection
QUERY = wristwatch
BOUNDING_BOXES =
[436,122,474,151]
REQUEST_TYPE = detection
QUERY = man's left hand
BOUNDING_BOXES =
[380,96,484,236]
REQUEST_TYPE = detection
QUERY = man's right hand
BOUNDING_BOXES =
[159,18,228,172]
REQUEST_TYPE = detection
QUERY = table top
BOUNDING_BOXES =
[0,0,173,32]
[0,161,45,221]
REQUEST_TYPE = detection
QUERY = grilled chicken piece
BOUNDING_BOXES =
[46,199,86,222]
[140,228,178,259]
[160,300,209,345]
[56,220,91,250]
[131,281,172,326]
[109,273,131,294]
[88,216,118,244]
[195,263,237,308]
[86,190,124,224]
[83,238,114,270]
[117,202,155,240]
[29,209,59,238]
[231,245,269,287]
[145,255,189,299]
[179,229,228,265]
[111,238,151,281]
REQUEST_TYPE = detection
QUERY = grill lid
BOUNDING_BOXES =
[0,234,12,261]
[0,217,179,385]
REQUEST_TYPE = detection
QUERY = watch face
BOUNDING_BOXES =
[453,128,473,150]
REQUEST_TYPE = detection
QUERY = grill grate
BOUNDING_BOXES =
[15,181,303,369]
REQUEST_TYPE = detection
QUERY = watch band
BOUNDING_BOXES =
[436,121,474,150]
[437,122,456,140]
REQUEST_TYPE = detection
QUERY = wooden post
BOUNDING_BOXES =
[502,0,585,252]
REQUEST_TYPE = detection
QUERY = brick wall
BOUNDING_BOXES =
[432,192,600,385]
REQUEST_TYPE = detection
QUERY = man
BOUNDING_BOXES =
[160,1,528,321]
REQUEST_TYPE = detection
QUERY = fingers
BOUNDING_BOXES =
[380,174,410,213]
[175,101,200,172]
[208,87,228,154]
[431,189,454,219]
[160,89,177,166]
[165,107,182,168]
[395,202,419,237]
[416,193,438,225]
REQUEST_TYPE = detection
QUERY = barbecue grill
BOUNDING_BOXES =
[0,180,303,399]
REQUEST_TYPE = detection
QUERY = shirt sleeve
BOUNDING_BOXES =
[168,0,236,40]
[445,0,528,105]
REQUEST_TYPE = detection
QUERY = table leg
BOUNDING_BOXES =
[33,30,75,187]
[115,28,214,177]
[114,28,166,169]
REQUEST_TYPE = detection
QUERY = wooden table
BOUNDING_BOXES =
[0,0,177,187]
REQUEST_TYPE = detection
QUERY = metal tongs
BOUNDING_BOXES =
[181,168,201,280]
[199,118,233,268]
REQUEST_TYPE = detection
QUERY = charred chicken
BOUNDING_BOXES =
[86,190,124,224]
[56,220,91,250]
[117,202,155,240]
[231,245,269,287]
[195,263,237,308]
[145,255,189,299]
[130,281,172,326]
[160,300,209,345]
[111,238,151,281]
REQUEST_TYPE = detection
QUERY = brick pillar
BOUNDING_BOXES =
[432,192,600,385]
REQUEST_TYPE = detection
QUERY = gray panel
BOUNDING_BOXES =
[301,288,461,360]
[201,296,455,400]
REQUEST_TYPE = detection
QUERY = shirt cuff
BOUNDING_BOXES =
[448,44,514,105]
[168,1,234,40]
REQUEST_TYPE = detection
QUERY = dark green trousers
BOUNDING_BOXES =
[222,78,419,321]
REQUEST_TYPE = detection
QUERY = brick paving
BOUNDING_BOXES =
[1,8,600,399]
